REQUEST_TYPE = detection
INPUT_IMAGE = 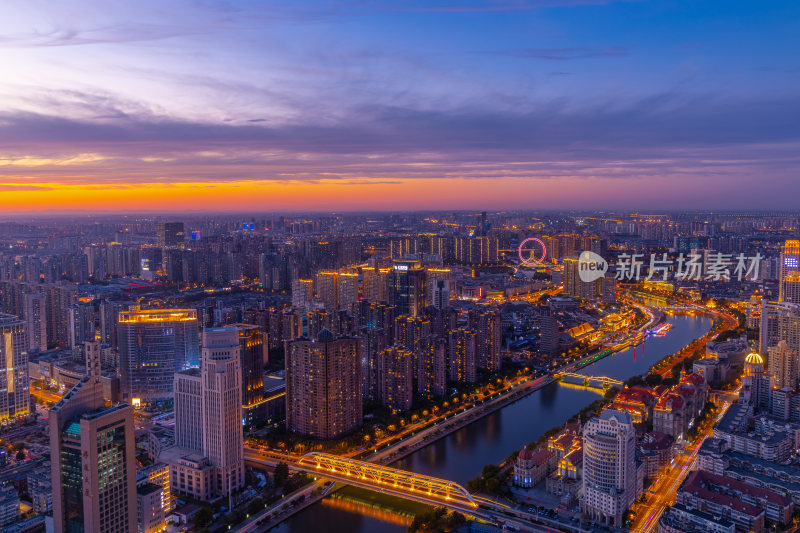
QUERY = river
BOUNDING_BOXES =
[269,313,713,533]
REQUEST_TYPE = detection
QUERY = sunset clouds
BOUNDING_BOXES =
[1,0,798,212]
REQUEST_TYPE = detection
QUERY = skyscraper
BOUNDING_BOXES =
[362,266,390,302]
[173,369,203,451]
[740,352,773,410]
[417,336,447,398]
[780,239,800,303]
[425,268,450,309]
[291,279,314,312]
[23,292,47,352]
[118,308,199,402]
[563,257,580,298]
[472,308,502,372]
[0,314,29,424]
[759,301,800,355]
[285,330,362,439]
[49,365,137,533]
[582,409,637,526]
[768,340,798,390]
[378,346,413,411]
[389,259,426,316]
[156,222,185,248]
[233,323,267,428]
[448,328,477,383]
[200,328,245,497]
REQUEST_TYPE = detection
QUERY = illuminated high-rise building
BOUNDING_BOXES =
[389,259,426,316]
[0,314,29,424]
[740,352,772,410]
[314,270,359,311]
[49,366,137,533]
[768,340,797,391]
[291,279,314,312]
[759,301,800,356]
[23,292,47,352]
[118,308,200,402]
[448,328,476,383]
[200,327,245,497]
[394,315,431,353]
[779,240,800,303]
[173,369,203,451]
[337,271,359,309]
[314,271,338,310]
[378,346,413,411]
[417,336,447,397]
[582,409,637,526]
[358,327,389,401]
[425,268,451,308]
[563,257,580,298]
[232,323,267,428]
[285,330,361,439]
[471,308,502,372]
[362,266,391,303]
[156,222,185,248]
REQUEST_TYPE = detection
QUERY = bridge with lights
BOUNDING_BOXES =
[296,452,478,510]
[556,372,624,390]
[244,449,586,532]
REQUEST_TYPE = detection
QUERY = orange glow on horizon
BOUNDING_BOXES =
[0,175,695,212]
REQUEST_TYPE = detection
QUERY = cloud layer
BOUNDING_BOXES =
[0,0,798,211]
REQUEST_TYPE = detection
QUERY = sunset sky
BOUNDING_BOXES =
[1,0,799,213]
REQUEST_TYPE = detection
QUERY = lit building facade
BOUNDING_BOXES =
[23,292,47,352]
[200,328,245,497]
[232,323,267,428]
[768,340,798,391]
[448,328,476,383]
[582,409,637,526]
[118,308,199,402]
[0,314,29,425]
[780,240,800,303]
[389,259,426,316]
[285,330,362,439]
[49,375,137,533]
[378,346,413,411]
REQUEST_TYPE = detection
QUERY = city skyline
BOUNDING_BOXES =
[1,1,799,212]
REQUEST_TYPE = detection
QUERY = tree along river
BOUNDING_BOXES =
[269,313,713,533]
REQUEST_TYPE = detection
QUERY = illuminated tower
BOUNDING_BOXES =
[314,271,339,311]
[740,352,772,410]
[291,279,314,312]
[448,328,477,383]
[23,292,47,352]
[233,323,267,428]
[768,340,798,390]
[582,410,636,526]
[780,240,800,303]
[563,257,580,298]
[362,266,391,303]
[156,222,185,248]
[49,366,136,533]
[378,346,413,411]
[285,330,362,439]
[117,308,199,402]
[471,308,502,372]
[389,259,426,316]
[0,314,29,424]
[425,268,451,309]
[200,327,244,497]
[417,336,447,398]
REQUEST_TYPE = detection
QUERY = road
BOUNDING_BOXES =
[630,400,733,533]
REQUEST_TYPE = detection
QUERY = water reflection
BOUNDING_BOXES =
[273,314,712,533]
